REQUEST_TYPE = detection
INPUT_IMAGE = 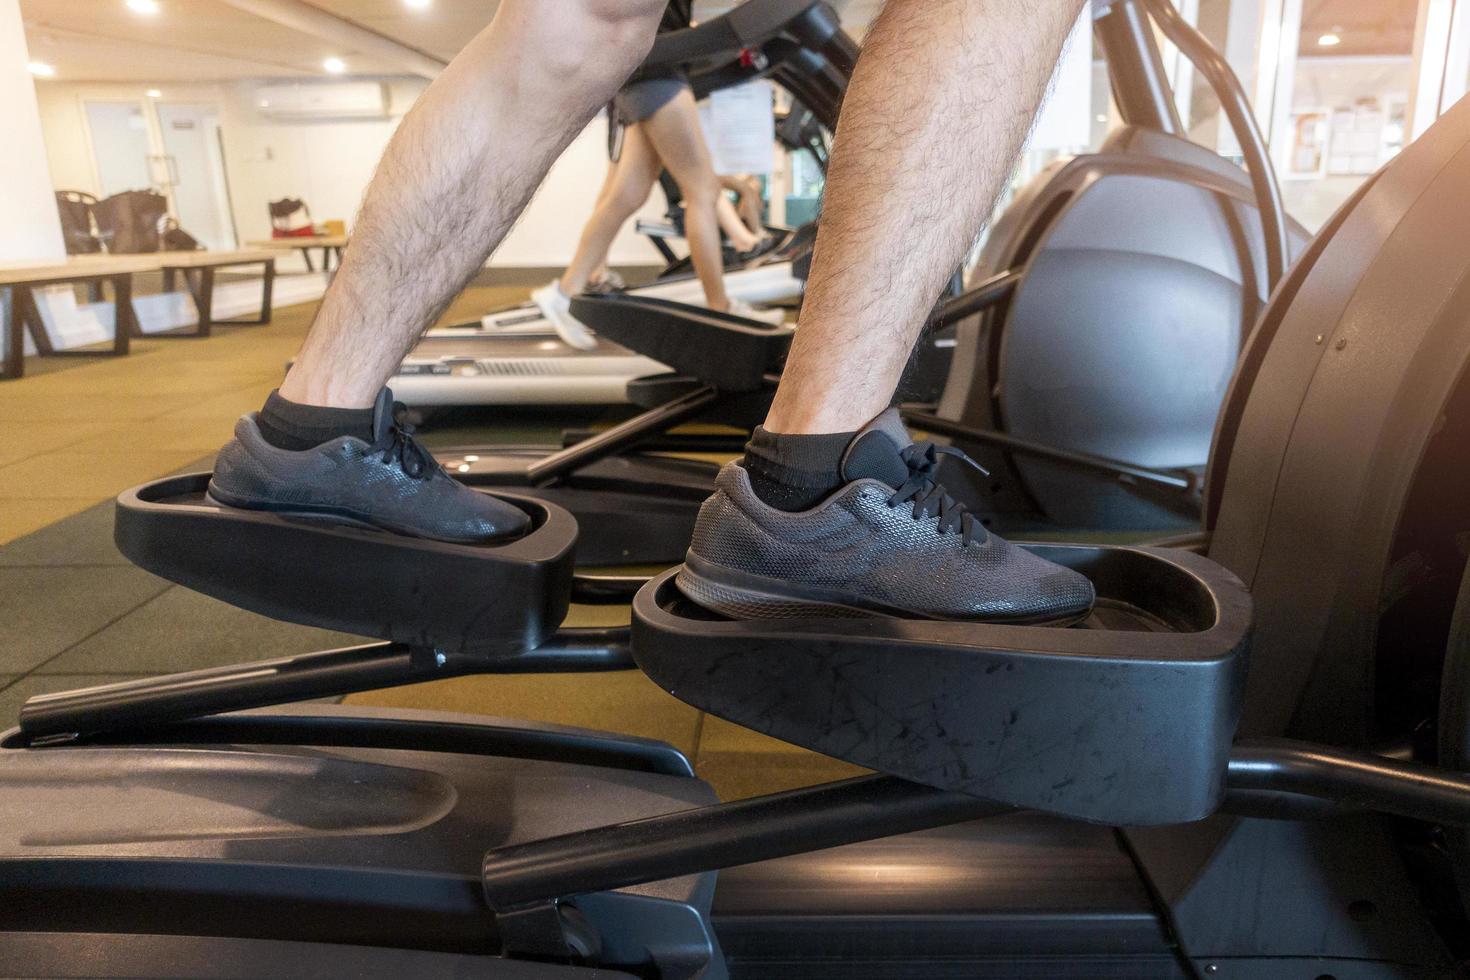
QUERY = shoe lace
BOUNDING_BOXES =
[368,402,434,480]
[888,441,990,546]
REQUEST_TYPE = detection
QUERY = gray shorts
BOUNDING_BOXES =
[613,74,690,126]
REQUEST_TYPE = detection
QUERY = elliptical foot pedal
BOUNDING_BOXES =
[116,474,576,657]
[570,294,792,392]
[632,544,1251,825]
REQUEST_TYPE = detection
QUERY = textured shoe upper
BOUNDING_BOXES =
[210,389,529,544]
[688,410,1095,621]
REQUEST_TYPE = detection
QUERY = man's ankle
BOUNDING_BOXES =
[740,425,857,511]
[256,389,375,451]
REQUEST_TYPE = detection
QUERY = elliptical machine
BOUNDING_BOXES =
[6,91,1470,978]
[421,0,1304,566]
[910,0,1309,534]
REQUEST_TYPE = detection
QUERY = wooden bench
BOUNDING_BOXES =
[158,249,276,337]
[2,249,279,380]
[2,255,157,380]
[246,235,347,272]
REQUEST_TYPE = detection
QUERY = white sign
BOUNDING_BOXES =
[700,80,776,175]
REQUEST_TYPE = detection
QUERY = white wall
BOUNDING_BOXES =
[34,74,667,269]
[499,113,668,268]
[0,0,64,261]
[216,78,421,245]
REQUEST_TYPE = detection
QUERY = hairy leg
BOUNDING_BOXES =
[280,0,664,408]
[765,0,1084,432]
[642,87,731,311]
[560,124,662,294]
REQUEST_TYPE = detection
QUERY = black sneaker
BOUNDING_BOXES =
[208,389,530,544]
[676,409,1095,624]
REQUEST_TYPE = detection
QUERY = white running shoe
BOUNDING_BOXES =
[531,280,598,350]
[726,299,787,326]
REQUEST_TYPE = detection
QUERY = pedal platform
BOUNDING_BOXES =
[115,474,576,657]
[633,544,1251,825]
[570,294,792,392]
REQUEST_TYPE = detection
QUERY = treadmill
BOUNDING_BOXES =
[390,0,853,409]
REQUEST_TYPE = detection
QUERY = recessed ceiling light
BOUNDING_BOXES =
[1095,114,1107,122]
[146,88,162,98]
[126,0,160,15]
[1317,32,1341,47]
[27,61,55,77]
[323,57,346,74]
[404,0,431,8]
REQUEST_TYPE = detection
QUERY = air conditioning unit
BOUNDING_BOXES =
[255,82,388,120]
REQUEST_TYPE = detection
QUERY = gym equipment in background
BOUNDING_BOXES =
[7,89,1470,976]
[911,0,1308,534]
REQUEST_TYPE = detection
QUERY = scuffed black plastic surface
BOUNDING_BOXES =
[570,295,791,392]
[115,473,575,656]
[634,544,1250,825]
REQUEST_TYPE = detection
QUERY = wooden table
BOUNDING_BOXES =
[247,235,348,272]
[1,255,158,380]
[158,249,276,337]
[2,250,280,379]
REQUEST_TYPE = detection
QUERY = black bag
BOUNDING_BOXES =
[92,190,169,253]
[160,218,203,251]
[55,190,103,254]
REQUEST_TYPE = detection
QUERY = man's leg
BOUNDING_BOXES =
[279,0,665,409]
[765,0,1084,433]
[678,0,1097,624]
[209,0,665,545]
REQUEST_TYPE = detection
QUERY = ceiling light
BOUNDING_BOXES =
[1095,114,1107,122]
[27,61,55,77]
[404,0,431,8]
[323,57,346,74]
[1317,32,1341,47]
[126,0,160,14]
[146,88,162,98]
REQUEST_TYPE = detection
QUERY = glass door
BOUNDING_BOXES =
[83,101,153,196]
[155,103,237,250]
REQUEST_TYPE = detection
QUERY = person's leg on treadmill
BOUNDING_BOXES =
[209,0,666,544]
[715,192,761,253]
[585,162,629,290]
[720,173,766,242]
[643,87,781,323]
[680,0,1098,624]
[534,123,662,347]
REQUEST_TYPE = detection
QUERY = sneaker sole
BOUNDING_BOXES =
[204,489,524,546]
[676,555,1092,627]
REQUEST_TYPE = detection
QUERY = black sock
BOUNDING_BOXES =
[741,425,857,511]
[256,389,374,451]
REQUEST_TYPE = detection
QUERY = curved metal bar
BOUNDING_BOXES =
[903,410,1199,493]
[483,774,1007,911]
[927,269,1022,332]
[1228,738,1470,826]
[487,627,634,673]
[1141,0,1289,288]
